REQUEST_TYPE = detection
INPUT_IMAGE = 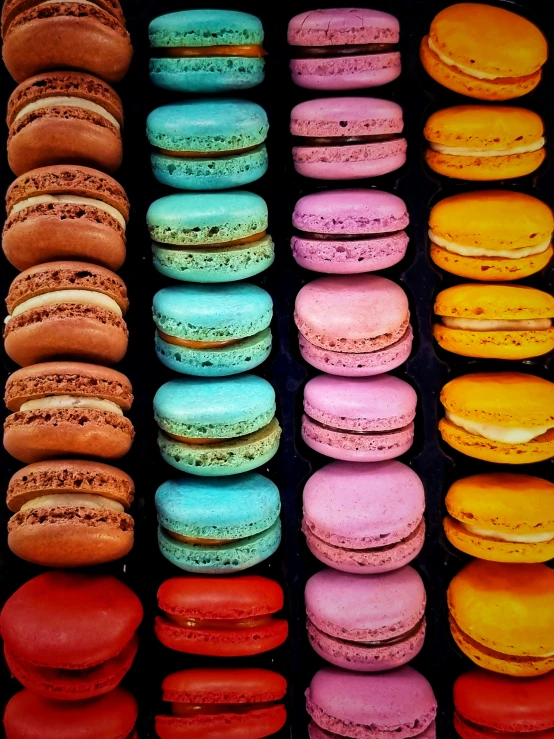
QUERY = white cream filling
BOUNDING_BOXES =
[15,96,120,130]
[11,195,126,229]
[462,522,554,544]
[21,493,124,513]
[442,317,552,331]
[428,37,504,81]
[445,410,552,444]
[430,138,545,158]
[8,289,123,320]
[429,230,551,259]
[20,395,124,415]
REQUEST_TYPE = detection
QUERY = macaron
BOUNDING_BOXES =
[149,9,265,92]
[306,666,437,739]
[4,261,129,367]
[288,8,400,91]
[448,560,554,677]
[424,105,546,181]
[1,0,132,83]
[305,566,426,672]
[433,283,554,360]
[148,191,274,283]
[154,375,280,476]
[0,571,143,700]
[155,473,281,573]
[302,460,426,573]
[439,372,554,465]
[429,191,554,282]
[295,275,413,376]
[4,165,130,272]
[421,4,547,101]
[302,374,417,462]
[156,668,287,739]
[4,361,135,463]
[444,473,554,564]
[7,72,124,177]
[292,189,409,273]
[155,575,288,657]
[153,283,273,377]
[147,99,268,190]
[291,97,407,179]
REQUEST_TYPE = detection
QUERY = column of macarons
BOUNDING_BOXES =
[1,3,142,738]
[288,9,437,739]
[145,10,287,739]
[420,4,554,737]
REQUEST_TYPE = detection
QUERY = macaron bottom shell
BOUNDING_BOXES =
[156,704,286,739]
[308,720,437,739]
[433,324,554,360]
[293,142,407,180]
[290,53,401,91]
[453,713,554,739]
[425,149,546,181]
[151,147,268,190]
[292,232,408,274]
[149,57,265,92]
[430,243,554,282]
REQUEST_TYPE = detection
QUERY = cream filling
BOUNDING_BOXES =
[429,231,551,259]
[462,522,554,544]
[442,317,552,331]
[15,96,120,130]
[21,493,124,513]
[430,138,545,158]
[8,289,123,320]
[445,410,552,444]
[11,195,126,229]
[428,37,505,81]
[20,395,124,415]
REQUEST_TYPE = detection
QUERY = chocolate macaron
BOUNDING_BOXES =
[4,361,135,463]
[7,459,134,567]
[7,71,124,176]
[4,262,129,367]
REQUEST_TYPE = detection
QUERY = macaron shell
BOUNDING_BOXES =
[425,147,545,181]
[150,57,265,93]
[433,324,554,360]
[309,721,436,739]
[155,704,286,739]
[290,53,401,91]
[288,8,400,46]
[292,232,408,273]
[293,140,407,180]
[161,666,287,701]
[454,713,554,739]
[430,243,554,281]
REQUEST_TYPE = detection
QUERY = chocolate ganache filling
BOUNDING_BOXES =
[294,43,396,58]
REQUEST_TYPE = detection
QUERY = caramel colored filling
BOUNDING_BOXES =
[165,432,221,445]
[167,614,273,630]
[156,45,266,58]
[172,702,279,717]
[156,144,260,158]
[157,331,239,350]
[163,528,233,546]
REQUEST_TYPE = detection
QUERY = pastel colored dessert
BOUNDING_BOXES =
[306,666,437,739]
[153,283,273,376]
[148,191,274,283]
[4,165,130,272]
[156,668,287,739]
[7,459,134,568]
[1,0,132,83]
[439,372,554,465]
[292,189,409,273]
[424,106,546,181]
[0,571,142,699]
[4,261,129,367]
[147,99,268,190]
[155,473,281,573]
[4,688,138,739]
[421,4,547,101]
[448,560,554,677]
[155,575,288,657]
[7,72,124,177]
[305,566,426,672]
[434,283,554,360]
[295,275,412,376]
[149,9,265,92]
[288,8,400,91]
[154,374,280,476]
[291,97,406,179]
[429,191,554,281]
[302,374,417,461]
[444,473,554,564]
[302,460,425,573]
[4,361,135,463]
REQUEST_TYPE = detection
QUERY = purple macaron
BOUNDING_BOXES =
[302,374,417,462]
[305,567,426,672]
[302,460,426,574]
[288,8,401,91]
[292,189,409,273]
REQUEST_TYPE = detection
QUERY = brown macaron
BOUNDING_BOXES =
[1,0,132,83]
[4,262,129,367]
[4,361,135,463]
[3,165,129,271]
[7,71,124,176]
[7,459,134,567]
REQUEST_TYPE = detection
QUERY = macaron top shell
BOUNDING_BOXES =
[1,0,126,30]
[435,284,554,320]
[149,9,263,47]
[162,668,287,703]
[288,8,399,46]
[291,97,404,137]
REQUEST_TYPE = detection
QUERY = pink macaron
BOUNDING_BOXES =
[305,567,426,672]
[291,97,407,180]
[302,374,417,462]
[302,460,426,574]
[294,275,413,376]
[288,8,401,91]
[306,666,437,739]
[292,189,409,273]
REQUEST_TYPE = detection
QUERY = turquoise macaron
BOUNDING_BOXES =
[147,191,275,282]
[149,9,266,92]
[155,473,281,573]
[146,99,269,190]
[153,283,273,377]
[154,374,281,476]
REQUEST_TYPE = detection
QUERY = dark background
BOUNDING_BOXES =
[1,0,553,737]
